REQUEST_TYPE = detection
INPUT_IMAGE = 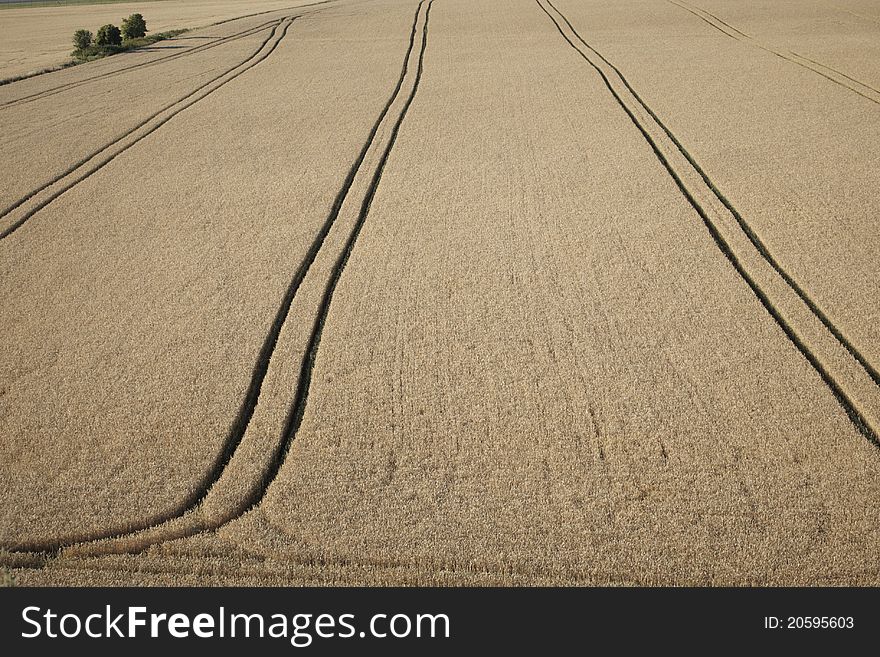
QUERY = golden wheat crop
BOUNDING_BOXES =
[2,0,879,585]
[0,0,328,79]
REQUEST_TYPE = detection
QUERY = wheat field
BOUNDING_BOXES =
[1,0,879,586]
[0,0,328,79]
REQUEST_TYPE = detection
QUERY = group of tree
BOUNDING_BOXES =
[73,13,147,55]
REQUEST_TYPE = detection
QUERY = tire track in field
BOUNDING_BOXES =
[0,20,280,109]
[536,0,880,445]
[785,50,880,96]
[834,6,880,27]
[673,1,737,40]
[0,0,338,105]
[655,4,880,390]
[0,17,295,241]
[5,0,435,556]
[210,0,336,26]
[668,0,880,105]
[262,0,433,511]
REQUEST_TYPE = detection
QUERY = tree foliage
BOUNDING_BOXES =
[121,13,147,40]
[95,24,122,47]
[72,29,93,51]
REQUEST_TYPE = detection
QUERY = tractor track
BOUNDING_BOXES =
[210,0,336,26]
[668,0,880,106]
[0,17,295,241]
[536,0,880,445]
[3,0,435,558]
[0,0,339,104]
[262,0,434,515]
[657,3,880,388]
[0,20,279,109]
[834,6,880,26]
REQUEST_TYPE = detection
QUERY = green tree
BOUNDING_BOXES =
[121,13,147,40]
[95,24,122,47]
[72,29,93,51]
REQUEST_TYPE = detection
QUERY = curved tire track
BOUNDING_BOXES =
[0,20,279,110]
[210,0,335,26]
[0,20,278,221]
[0,0,338,107]
[0,17,295,241]
[1,18,298,554]
[5,0,435,555]
[265,0,434,509]
[212,0,434,527]
[536,0,880,445]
